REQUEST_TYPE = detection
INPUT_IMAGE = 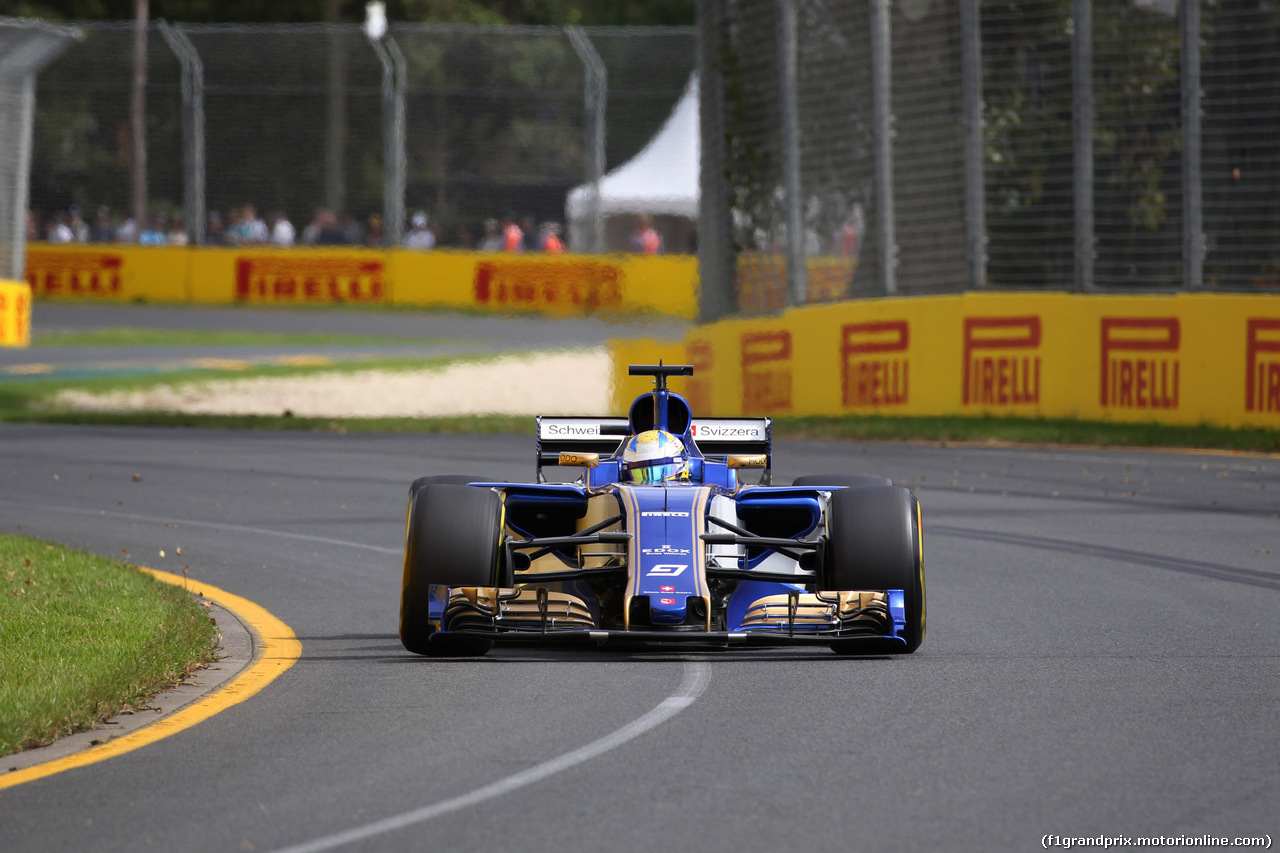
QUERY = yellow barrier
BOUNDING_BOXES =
[393,251,698,317]
[25,245,189,302]
[735,253,855,314]
[611,292,1280,431]
[24,244,1277,429]
[607,337,691,407]
[0,279,32,347]
[25,245,699,319]
[187,247,389,306]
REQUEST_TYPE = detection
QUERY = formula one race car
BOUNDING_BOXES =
[399,363,924,656]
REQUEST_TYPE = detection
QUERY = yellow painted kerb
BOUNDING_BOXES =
[0,568,301,791]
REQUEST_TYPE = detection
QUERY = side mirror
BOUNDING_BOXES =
[726,454,768,470]
[559,452,600,468]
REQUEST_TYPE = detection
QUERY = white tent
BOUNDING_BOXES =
[566,74,699,252]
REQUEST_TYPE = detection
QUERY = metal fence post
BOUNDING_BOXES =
[777,0,806,306]
[870,0,896,296]
[159,21,205,245]
[1181,0,1204,291]
[325,22,347,216]
[387,37,407,246]
[370,33,406,246]
[697,0,737,321]
[0,21,80,279]
[130,4,149,232]
[1072,0,1095,292]
[6,75,35,280]
[567,26,606,255]
[961,0,986,290]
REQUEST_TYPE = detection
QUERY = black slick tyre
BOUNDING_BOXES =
[792,474,893,488]
[400,483,504,657]
[824,485,925,654]
[409,474,494,495]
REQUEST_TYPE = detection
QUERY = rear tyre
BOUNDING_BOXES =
[400,483,503,657]
[824,485,924,654]
[792,474,893,489]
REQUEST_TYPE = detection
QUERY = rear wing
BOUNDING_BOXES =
[536,416,773,481]
[536,417,631,472]
[686,418,773,460]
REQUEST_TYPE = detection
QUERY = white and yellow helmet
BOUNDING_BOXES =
[621,429,691,484]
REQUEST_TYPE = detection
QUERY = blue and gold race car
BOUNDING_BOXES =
[399,363,925,656]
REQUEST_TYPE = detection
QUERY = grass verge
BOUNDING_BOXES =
[0,397,1274,453]
[0,352,508,409]
[772,414,1280,454]
[0,353,1274,452]
[0,408,535,434]
[0,534,219,757]
[33,327,445,348]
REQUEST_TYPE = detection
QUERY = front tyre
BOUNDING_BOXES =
[400,483,504,657]
[824,485,924,654]
[409,474,497,493]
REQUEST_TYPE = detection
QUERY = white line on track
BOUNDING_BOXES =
[7,501,401,554]
[268,660,713,853]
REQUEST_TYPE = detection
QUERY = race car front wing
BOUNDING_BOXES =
[429,584,910,650]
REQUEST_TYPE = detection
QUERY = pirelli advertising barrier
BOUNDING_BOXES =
[23,245,699,319]
[611,292,1280,431]
[0,280,32,347]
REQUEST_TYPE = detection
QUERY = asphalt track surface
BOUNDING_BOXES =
[1,422,1277,852]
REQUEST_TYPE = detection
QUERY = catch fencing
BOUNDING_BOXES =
[27,22,697,254]
[697,0,1280,317]
[24,8,1280,317]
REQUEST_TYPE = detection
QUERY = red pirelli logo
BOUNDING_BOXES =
[962,316,1041,405]
[26,251,123,297]
[1245,318,1280,413]
[741,331,792,413]
[235,257,385,302]
[1099,317,1180,410]
[473,260,622,311]
[841,321,909,407]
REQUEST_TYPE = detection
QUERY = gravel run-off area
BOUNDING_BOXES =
[52,348,612,417]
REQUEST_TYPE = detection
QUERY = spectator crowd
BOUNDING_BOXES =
[28,204,668,255]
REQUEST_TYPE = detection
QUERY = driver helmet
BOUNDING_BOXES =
[621,430,691,484]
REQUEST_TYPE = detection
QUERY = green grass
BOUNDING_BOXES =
[1,380,1274,453]
[2,352,502,401]
[0,408,534,434]
[771,414,1280,454]
[0,351,1274,452]
[0,534,219,756]
[33,327,445,348]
